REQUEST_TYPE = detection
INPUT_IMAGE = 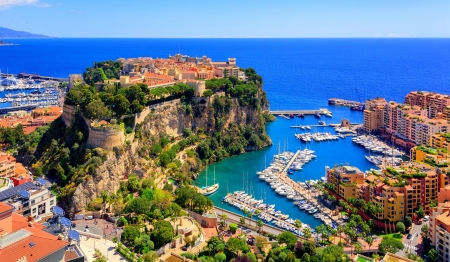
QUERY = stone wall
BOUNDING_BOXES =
[86,126,125,150]
[61,104,76,126]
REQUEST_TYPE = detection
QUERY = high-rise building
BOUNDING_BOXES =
[363,98,387,133]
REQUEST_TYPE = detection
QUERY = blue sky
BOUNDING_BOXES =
[0,0,449,38]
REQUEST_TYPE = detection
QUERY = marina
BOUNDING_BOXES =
[0,76,63,109]
[195,106,375,229]
[271,108,333,116]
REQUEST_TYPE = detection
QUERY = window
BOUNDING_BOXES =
[31,200,35,205]
[50,200,54,206]
[32,208,36,213]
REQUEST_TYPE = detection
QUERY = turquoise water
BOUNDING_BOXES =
[194,106,376,228]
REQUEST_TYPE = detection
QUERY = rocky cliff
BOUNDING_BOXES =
[68,94,271,216]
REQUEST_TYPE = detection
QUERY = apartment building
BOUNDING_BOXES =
[327,165,365,199]
[0,153,15,178]
[429,200,450,262]
[443,106,450,121]
[0,179,56,218]
[363,98,387,133]
[431,133,450,151]
[404,91,450,119]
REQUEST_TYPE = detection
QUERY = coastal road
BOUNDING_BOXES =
[214,207,285,236]
[397,221,428,257]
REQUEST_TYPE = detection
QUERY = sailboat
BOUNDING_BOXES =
[199,166,219,196]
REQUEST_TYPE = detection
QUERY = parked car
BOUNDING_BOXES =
[407,234,412,239]
[85,216,93,220]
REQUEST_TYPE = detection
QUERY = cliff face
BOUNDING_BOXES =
[68,95,270,216]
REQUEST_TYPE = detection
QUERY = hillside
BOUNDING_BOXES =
[0,26,51,38]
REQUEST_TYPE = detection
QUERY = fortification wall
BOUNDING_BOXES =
[61,104,76,126]
[86,126,125,150]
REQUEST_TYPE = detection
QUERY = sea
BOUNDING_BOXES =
[2,38,450,228]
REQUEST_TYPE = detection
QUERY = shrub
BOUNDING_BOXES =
[126,127,133,134]
[229,223,238,233]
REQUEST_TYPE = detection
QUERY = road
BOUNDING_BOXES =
[214,207,285,236]
[397,221,428,257]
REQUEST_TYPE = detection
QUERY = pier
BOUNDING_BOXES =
[0,73,68,82]
[270,108,331,115]
[290,123,361,128]
[281,150,301,173]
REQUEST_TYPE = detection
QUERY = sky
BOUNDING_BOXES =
[0,0,449,38]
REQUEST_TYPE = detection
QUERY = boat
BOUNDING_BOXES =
[305,126,311,130]
[298,114,304,118]
[289,114,295,118]
[308,208,318,214]
[318,121,326,125]
[198,166,219,196]
[314,112,321,118]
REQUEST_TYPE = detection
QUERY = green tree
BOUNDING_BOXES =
[396,222,406,233]
[229,223,238,234]
[302,228,312,240]
[354,243,363,254]
[122,226,140,246]
[214,253,227,262]
[84,99,110,120]
[112,94,130,116]
[378,236,404,254]
[415,205,425,219]
[428,248,439,262]
[226,237,249,256]
[404,216,412,228]
[277,232,297,249]
[300,253,310,262]
[151,220,174,249]
[142,251,158,262]
[203,89,214,97]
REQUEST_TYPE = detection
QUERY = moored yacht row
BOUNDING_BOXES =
[352,135,403,157]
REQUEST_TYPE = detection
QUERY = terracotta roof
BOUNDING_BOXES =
[23,126,38,135]
[0,203,13,214]
[0,212,68,262]
[436,211,450,227]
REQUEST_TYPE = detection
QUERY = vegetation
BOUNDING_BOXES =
[378,236,404,254]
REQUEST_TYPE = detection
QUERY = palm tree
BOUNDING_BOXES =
[372,254,380,262]
[294,219,302,229]
[337,225,344,243]
[257,220,263,234]
[101,190,109,214]
[365,236,373,252]
[247,212,253,228]
[240,216,246,228]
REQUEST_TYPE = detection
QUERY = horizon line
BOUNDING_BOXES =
[3,37,450,39]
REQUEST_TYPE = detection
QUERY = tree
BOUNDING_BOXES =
[302,228,312,240]
[84,99,110,120]
[214,253,227,262]
[203,89,214,97]
[101,190,109,214]
[365,236,374,251]
[233,255,251,262]
[300,253,310,262]
[257,220,263,233]
[322,245,345,262]
[277,232,297,249]
[226,238,249,256]
[294,219,302,229]
[142,251,158,262]
[396,222,406,233]
[403,216,412,228]
[206,236,225,254]
[354,243,363,254]
[240,216,246,227]
[428,248,439,262]
[112,94,130,116]
[284,252,296,262]
[415,205,425,219]
[255,236,268,250]
[151,220,174,249]
[229,223,238,234]
[122,226,140,246]
[378,236,404,254]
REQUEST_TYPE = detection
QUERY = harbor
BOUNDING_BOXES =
[0,74,64,110]
[195,105,373,229]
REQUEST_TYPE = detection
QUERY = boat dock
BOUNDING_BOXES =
[281,150,301,173]
[290,123,361,128]
[270,108,331,115]
[223,194,305,233]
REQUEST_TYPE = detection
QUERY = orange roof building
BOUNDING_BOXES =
[0,202,70,262]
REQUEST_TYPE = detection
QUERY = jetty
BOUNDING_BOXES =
[0,73,68,82]
[290,123,361,128]
[281,150,301,173]
[270,108,331,116]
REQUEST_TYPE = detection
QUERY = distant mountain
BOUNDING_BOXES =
[0,26,51,38]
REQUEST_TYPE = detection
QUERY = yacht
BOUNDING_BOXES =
[198,167,219,196]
